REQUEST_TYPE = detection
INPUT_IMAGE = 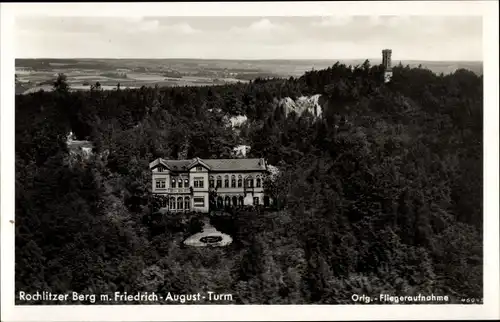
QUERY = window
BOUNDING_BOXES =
[216,176,222,188]
[231,175,236,188]
[169,197,176,210]
[177,197,183,210]
[256,177,262,188]
[155,179,166,189]
[209,176,215,188]
[194,177,204,188]
[232,196,238,206]
[253,197,259,205]
[158,167,164,172]
[264,196,270,207]
[239,196,244,206]
[196,166,203,171]
[194,197,205,207]
[184,197,190,210]
[184,179,189,187]
[246,177,253,188]
[224,175,229,188]
[171,179,177,188]
[225,196,231,206]
[178,179,183,188]
[238,175,242,188]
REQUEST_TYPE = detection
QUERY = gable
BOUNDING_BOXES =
[149,158,168,170]
[187,157,211,171]
[152,163,168,172]
[149,158,193,172]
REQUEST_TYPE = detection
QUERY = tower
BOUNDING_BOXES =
[382,49,393,83]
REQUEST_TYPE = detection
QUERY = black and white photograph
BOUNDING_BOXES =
[1,1,499,321]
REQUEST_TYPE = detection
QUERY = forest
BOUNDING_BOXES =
[15,60,483,304]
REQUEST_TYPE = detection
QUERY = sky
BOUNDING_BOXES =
[15,16,483,61]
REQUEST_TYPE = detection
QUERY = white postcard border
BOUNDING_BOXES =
[1,1,498,321]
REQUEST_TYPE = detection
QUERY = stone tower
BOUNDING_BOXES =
[382,49,393,83]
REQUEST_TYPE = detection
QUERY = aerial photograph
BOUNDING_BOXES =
[9,11,488,313]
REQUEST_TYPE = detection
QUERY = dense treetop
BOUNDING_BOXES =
[15,61,482,304]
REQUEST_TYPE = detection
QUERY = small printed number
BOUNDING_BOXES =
[461,298,483,304]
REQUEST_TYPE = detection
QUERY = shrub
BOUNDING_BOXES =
[187,216,204,236]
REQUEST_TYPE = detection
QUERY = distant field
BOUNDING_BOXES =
[15,58,482,95]
[15,68,248,94]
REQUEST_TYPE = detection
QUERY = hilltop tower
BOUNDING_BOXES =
[382,49,393,83]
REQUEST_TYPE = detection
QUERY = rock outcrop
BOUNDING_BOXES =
[276,94,325,119]
[228,115,248,128]
[232,145,251,158]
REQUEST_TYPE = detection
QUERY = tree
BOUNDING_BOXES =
[14,58,483,304]
[91,81,102,91]
[53,73,69,92]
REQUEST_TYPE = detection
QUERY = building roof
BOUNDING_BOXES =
[150,157,267,172]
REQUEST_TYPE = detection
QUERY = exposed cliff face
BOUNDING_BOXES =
[276,94,325,119]
[232,145,251,158]
[218,113,248,130]
[229,115,248,128]
[224,115,248,138]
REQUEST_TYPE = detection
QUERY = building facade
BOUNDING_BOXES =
[149,157,271,213]
[382,49,393,83]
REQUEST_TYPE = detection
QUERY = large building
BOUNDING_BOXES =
[382,49,393,83]
[149,157,271,213]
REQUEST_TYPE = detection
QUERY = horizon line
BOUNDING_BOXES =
[15,57,484,63]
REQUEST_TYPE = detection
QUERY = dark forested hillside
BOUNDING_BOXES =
[15,61,483,304]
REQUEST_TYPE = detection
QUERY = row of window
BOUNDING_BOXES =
[162,195,269,210]
[157,177,203,189]
[156,176,262,189]
[193,177,204,188]
[209,175,261,189]
[157,178,205,189]
[213,195,261,207]
[166,196,205,210]
[158,166,204,173]
[170,177,189,188]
